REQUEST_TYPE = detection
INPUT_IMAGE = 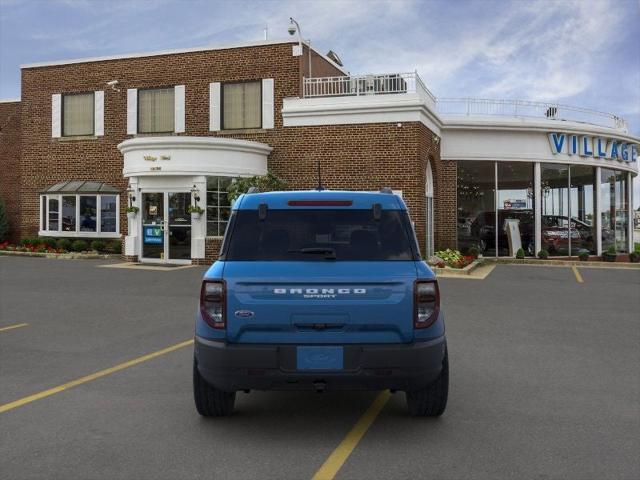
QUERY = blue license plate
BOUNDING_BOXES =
[296,346,343,370]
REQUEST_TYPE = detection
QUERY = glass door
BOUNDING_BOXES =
[141,192,192,263]
[141,193,165,260]
[167,192,191,261]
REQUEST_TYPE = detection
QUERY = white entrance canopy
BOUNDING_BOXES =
[118,136,271,178]
[117,136,271,261]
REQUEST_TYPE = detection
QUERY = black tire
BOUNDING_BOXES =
[405,348,449,417]
[193,359,236,417]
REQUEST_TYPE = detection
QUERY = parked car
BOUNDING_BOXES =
[469,209,535,254]
[193,190,448,417]
[541,215,594,254]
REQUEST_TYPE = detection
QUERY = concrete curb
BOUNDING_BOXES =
[492,258,640,269]
[0,250,120,260]
[432,259,484,276]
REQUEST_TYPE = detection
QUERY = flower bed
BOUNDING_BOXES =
[430,249,476,269]
[0,237,121,256]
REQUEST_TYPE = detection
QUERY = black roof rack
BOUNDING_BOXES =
[379,187,393,194]
[246,187,260,194]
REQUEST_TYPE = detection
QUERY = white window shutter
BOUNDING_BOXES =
[126,88,137,135]
[51,94,61,138]
[209,82,221,131]
[262,78,274,129]
[174,85,185,133]
[94,90,104,136]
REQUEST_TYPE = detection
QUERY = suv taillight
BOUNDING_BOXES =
[414,280,440,329]
[200,280,226,329]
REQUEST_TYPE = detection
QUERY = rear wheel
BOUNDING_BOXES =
[405,349,448,417]
[193,359,236,417]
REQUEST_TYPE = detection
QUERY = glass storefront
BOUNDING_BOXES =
[458,161,630,257]
[601,169,629,253]
[457,161,534,256]
[497,162,534,256]
[541,164,570,255]
[569,166,596,254]
[457,161,496,256]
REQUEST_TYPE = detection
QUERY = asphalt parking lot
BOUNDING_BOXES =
[1,257,639,480]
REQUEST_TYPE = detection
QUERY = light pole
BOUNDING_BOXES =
[288,17,311,78]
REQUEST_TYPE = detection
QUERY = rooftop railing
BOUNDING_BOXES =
[302,74,627,131]
[436,98,628,131]
[303,72,436,103]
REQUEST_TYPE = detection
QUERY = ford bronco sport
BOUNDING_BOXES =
[193,189,448,416]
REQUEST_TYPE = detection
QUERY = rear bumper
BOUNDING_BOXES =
[194,336,446,392]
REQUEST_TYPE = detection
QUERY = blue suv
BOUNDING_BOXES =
[193,189,448,416]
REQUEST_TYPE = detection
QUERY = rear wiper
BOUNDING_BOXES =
[287,247,337,259]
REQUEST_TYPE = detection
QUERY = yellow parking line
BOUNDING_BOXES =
[312,390,391,480]
[571,265,584,283]
[0,339,193,414]
[0,323,28,333]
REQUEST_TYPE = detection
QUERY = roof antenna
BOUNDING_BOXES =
[316,159,324,191]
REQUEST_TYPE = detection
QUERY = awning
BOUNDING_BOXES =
[41,181,120,194]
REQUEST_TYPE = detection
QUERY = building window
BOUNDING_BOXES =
[79,196,97,232]
[541,164,570,256]
[62,92,94,136]
[39,194,120,237]
[222,81,261,129]
[62,196,76,232]
[138,88,175,133]
[48,197,59,231]
[206,177,233,237]
[497,162,534,256]
[101,195,118,233]
[457,161,496,256]
[601,168,629,253]
[569,165,596,255]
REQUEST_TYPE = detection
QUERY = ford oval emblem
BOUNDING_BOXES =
[234,310,255,318]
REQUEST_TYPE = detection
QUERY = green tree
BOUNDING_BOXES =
[227,172,286,203]
[0,197,9,242]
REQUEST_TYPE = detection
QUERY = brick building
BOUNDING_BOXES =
[0,38,638,263]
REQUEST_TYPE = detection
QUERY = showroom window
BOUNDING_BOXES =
[601,168,629,253]
[457,161,496,256]
[541,164,570,256]
[206,177,233,237]
[39,181,120,237]
[497,162,534,256]
[222,81,261,130]
[569,165,596,255]
[138,87,175,133]
[62,92,94,136]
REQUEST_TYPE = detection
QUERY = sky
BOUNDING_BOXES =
[1,0,639,204]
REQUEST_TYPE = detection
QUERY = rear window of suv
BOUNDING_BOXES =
[222,209,419,261]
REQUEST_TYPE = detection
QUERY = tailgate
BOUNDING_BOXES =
[223,261,417,344]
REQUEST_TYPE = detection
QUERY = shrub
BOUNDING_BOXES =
[57,238,72,251]
[38,237,57,249]
[107,240,122,254]
[606,244,617,255]
[0,197,8,242]
[21,237,37,247]
[227,172,287,203]
[90,240,106,252]
[578,251,589,261]
[71,240,88,252]
[468,246,480,259]
[630,252,640,263]
[537,249,549,260]
[515,248,525,259]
